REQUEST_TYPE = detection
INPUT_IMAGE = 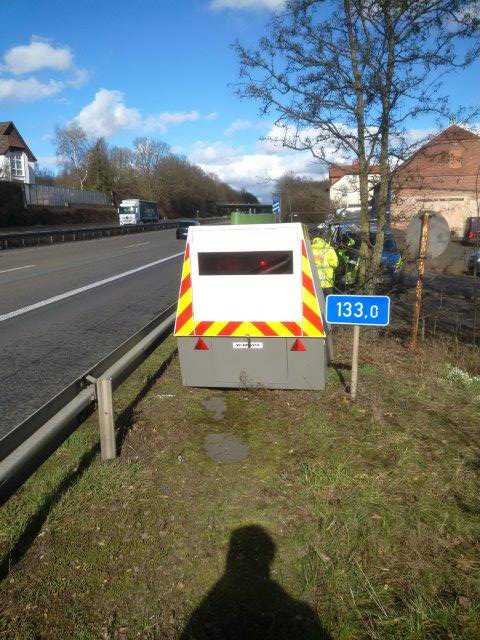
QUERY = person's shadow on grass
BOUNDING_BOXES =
[180,525,331,640]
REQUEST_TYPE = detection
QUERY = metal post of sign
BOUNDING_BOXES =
[409,211,430,349]
[325,294,391,400]
[351,325,360,400]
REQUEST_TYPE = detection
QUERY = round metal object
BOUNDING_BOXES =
[405,212,450,259]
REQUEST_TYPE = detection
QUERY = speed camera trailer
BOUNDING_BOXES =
[174,223,328,390]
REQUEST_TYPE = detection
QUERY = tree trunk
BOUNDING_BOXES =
[345,0,371,290]
[370,0,395,293]
[357,165,371,289]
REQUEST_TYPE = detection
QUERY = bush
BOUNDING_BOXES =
[27,206,118,226]
[0,201,118,230]
[0,181,26,226]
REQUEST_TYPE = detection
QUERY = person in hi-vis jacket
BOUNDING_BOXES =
[311,236,339,295]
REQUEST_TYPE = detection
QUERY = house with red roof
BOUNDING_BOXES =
[391,124,480,236]
[329,160,380,212]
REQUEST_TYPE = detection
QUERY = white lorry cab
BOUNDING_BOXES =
[118,199,159,226]
[174,223,328,390]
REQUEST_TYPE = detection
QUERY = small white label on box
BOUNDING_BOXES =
[232,341,264,350]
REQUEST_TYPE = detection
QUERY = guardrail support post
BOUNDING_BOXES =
[97,377,116,461]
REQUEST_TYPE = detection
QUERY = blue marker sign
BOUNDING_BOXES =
[272,194,281,216]
[326,294,390,327]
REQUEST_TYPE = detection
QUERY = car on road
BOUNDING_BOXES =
[321,223,403,287]
[331,224,401,265]
[467,249,480,276]
[176,218,200,239]
[463,217,480,245]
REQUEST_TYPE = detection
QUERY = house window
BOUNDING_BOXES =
[10,152,24,178]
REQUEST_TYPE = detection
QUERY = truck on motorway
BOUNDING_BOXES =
[118,199,160,226]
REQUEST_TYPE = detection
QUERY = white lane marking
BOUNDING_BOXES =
[0,264,36,275]
[124,241,150,248]
[0,252,183,323]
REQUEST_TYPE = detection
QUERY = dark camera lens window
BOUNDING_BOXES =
[198,251,293,275]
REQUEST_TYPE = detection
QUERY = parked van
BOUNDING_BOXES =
[118,199,159,225]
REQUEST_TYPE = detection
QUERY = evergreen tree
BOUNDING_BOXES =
[86,138,115,195]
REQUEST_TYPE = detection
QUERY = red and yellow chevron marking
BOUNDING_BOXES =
[174,243,194,336]
[194,320,302,337]
[301,241,325,337]
[174,238,325,338]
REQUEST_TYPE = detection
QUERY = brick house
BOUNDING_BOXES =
[0,121,37,184]
[391,125,480,236]
[329,161,380,211]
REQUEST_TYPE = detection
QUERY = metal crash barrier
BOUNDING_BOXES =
[0,221,178,251]
[0,305,176,504]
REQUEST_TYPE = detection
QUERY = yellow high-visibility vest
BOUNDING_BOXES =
[311,237,339,288]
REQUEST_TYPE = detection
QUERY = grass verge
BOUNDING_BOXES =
[1,332,479,639]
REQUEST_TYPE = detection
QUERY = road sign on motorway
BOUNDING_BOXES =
[326,294,391,400]
[272,194,281,216]
[326,294,390,327]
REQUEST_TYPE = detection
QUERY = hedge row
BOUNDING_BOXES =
[0,181,117,227]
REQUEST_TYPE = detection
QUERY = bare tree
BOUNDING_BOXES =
[133,137,171,200]
[133,137,170,175]
[51,131,261,217]
[55,124,90,190]
[238,188,259,204]
[109,146,136,203]
[35,167,56,186]
[235,0,480,290]
[276,173,331,223]
[110,146,134,173]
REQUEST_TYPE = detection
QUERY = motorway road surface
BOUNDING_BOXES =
[0,229,184,438]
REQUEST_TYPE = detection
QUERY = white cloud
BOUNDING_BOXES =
[0,38,88,103]
[73,89,142,137]
[2,39,73,75]
[67,68,89,89]
[190,140,242,164]
[143,110,200,132]
[205,112,219,120]
[188,137,326,198]
[224,119,253,136]
[210,0,286,10]
[0,77,63,102]
[72,89,215,138]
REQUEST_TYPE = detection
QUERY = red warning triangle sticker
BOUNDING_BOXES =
[194,338,209,351]
[290,339,306,352]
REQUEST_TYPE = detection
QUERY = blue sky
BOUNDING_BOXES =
[1,0,479,198]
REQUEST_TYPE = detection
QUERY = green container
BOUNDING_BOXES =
[230,211,276,225]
